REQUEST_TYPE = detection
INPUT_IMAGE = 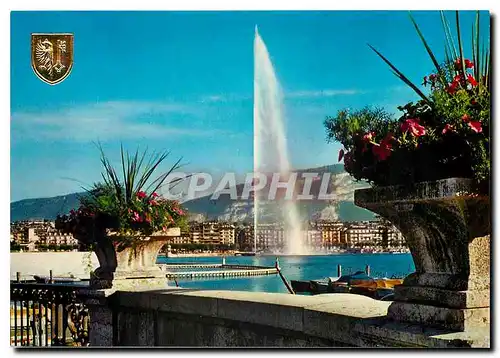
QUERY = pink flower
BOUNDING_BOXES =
[468,121,482,133]
[442,124,454,134]
[131,211,141,222]
[401,118,426,137]
[150,199,158,206]
[338,149,344,162]
[137,191,147,199]
[362,131,375,143]
[152,192,159,198]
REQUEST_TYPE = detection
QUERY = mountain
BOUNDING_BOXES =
[10,193,82,222]
[10,164,375,222]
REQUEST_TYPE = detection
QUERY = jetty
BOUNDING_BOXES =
[158,259,278,279]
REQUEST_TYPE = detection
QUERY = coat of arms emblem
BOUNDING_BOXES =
[31,33,74,85]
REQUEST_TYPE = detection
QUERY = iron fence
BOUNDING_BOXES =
[10,282,89,347]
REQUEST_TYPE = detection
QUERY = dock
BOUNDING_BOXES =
[158,262,278,279]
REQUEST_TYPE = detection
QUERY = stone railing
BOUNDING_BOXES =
[84,289,489,347]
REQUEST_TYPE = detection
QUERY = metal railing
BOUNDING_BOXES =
[10,281,90,347]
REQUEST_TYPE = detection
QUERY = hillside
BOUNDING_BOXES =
[10,164,375,223]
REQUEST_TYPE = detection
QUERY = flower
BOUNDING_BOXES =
[338,148,344,162]
[401,118,426,137]
[446,80,459,94]
[372,134,394,161]
[137,191,147,199]
[471,99,478,105]
[152,192,159,198]
[462,114,471,122]
[454,58,474,69]
[131,211,141,222]
[467,74,478,87]
[468,121,483,133]
[442,124,455,134]
[150,199,158,206]
[362,131,376,143]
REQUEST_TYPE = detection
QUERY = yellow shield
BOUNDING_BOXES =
[31,33,74,85]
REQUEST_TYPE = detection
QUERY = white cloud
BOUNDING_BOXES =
[11,100,223,142]
[285,89,362,98]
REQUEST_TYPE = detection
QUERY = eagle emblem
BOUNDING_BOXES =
[31,33,73,85]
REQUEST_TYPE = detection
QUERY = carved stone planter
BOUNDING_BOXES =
[89,227,181,290]
[354,178,490,331]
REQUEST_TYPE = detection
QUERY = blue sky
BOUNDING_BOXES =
[10,10,489,201]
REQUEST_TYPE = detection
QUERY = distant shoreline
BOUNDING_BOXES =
[158,251,410,258]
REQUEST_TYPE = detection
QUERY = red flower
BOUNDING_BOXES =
[150,199,158,206]
[467,74,478,87]
[137,191,147,199]
[338,148,345,162]
[446,80,459,94]
[401,118,426,137]
[471,99,478,105]
[468,121,482,133]
[442,124,455,134]
[465,59,474,69]
[152,192,159,198]
[462,114,470,122]
[371,134,394,161]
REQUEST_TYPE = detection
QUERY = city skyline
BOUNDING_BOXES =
[10,11,488,201]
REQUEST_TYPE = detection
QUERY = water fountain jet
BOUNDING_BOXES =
[253,27,307,255]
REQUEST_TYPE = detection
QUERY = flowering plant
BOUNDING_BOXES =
[56,145,188,247]
[325,11,490,193]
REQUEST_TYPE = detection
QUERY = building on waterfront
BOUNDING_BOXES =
[255,223,285,252]
[10,220,79,251]
[232,219,406,253]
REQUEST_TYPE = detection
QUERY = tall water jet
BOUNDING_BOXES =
[253,26,306,255]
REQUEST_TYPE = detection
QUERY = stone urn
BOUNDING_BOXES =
[354,178,490,331]
[89,227,181,290]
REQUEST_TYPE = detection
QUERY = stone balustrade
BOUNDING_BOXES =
[83,288,489,347]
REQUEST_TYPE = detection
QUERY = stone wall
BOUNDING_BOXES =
[91,289,489,348]
[10,252,99,280]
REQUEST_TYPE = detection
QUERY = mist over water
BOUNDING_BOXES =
[253,26,307,255]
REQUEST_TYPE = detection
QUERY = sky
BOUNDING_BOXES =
[10,10,489,202]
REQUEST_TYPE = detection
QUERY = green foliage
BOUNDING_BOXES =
[10,241,21,252]
[325,11,490,192]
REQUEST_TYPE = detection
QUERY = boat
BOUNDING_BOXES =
[292,271,404,298]
[33,275,81,283]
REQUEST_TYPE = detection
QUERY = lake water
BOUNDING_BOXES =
[157,254,415,294]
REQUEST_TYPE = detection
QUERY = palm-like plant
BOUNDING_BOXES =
[368,11,490,100]
[56,144,188,244]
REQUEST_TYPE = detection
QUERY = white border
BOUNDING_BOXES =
[2,2,498,357]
